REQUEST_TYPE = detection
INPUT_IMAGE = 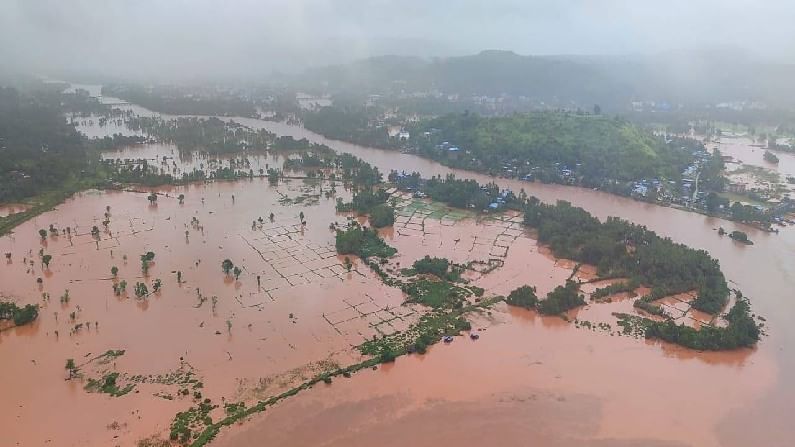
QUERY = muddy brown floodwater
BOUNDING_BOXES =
[1,94,794,447]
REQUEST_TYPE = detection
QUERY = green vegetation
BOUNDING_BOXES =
[303,105,396,149]
[0,87,90,203]
[538,280,586,315]
[335,189,395,227]
[367,203,395,228]
[221,259,234,275]
[335,223,396,260]
[417,112,693,183]
[408,255,462,282]
[393,172,520,211]
[134,282,149,299]
[361,298,497,359]
[102,84,256,117]
[0,301,39,326]
[619,293,760,350]
[84,372,135,397]
[140,251,155,275]
[506,285,538,309]
[763,150,780,163]
[65,358,78,379]
[729,230,753,245]
[402,279,471,309]
[591,278,640,300]
[169,399,218,444]
[633,291,667,316]
[523,198,730,314]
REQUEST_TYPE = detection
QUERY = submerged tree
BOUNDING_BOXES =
[38,229,47,240]
[233,266,242,280]
[41,254,52,269]
[140,251,155,274]
[178,194,185,204]
[111,266,119,277]
[221,259,234,275]
[147,192,158,204]
[134,282,149,299]
[65,358,77,380]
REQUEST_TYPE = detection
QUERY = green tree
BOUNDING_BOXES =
[221,259,234,275]
[134,282,149,298]
[507,285,538,309]
[65,358,77,379]
[368,204,395,228]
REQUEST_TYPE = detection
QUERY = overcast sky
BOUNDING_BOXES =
[1,0,794,79]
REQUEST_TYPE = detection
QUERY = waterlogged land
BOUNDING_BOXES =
[2,91,795,446]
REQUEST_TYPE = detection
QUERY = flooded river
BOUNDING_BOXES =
[1,95,794,446]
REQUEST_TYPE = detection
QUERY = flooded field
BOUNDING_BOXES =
[3,93,795,446]
[716,136,795,181]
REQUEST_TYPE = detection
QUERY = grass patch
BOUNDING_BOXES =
[84,372,135,397]
[402,279,471,309]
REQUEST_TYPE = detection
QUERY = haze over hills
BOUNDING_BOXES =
[293,50,795,110]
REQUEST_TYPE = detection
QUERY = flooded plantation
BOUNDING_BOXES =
[2,102,795,447]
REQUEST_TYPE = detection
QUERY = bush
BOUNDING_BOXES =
[335,223,397,260]
[368,204,396,228]
[0,302,39,326]
[538,280,585,315]
[506,285,538,309]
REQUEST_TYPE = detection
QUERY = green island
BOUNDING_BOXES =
[0,300,40,327]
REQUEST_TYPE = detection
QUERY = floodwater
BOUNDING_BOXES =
[211,117,795,447]
[2,90,795,446]
[716,137,795,191]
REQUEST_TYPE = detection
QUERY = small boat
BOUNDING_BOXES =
[442,336,454,343]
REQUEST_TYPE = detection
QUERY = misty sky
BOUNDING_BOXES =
[2,0,794,79]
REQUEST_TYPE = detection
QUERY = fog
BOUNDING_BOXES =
[1,0,794,80]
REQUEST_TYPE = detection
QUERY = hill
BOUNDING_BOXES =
[413,112,695,183]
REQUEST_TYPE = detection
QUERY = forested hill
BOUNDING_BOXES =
[414,112,694,183]
[0,87,87,202]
